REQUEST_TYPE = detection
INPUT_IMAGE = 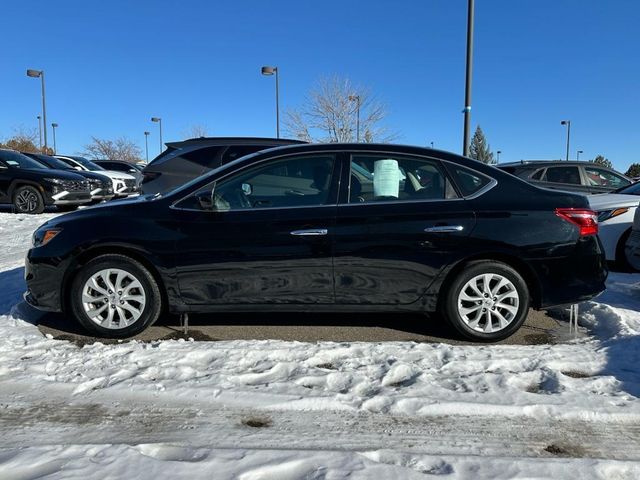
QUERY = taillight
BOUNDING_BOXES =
[555,208,598,236]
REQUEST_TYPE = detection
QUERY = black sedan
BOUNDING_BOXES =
[24,143,607,341]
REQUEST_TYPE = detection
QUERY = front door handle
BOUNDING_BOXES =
[424,225,464,233]
[290,228,328,236]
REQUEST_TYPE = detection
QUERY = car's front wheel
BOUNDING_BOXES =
[70,254,162,338]
[13,185,45,214]
[440,261,530,342]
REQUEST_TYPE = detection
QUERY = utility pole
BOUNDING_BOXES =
[462,0,475,157]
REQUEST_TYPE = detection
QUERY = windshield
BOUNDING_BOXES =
[0,150,48,169]
[613,181,640,195]
[64,156,106,171]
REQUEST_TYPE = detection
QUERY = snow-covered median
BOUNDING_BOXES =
[0,212,639,479]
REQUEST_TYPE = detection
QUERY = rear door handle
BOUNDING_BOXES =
[290,229,328,236]
[424,225,464,233]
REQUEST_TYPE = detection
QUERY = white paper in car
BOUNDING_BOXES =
[373,159,400,198]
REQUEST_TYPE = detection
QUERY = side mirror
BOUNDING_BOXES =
[74,166,82,171]
[241,183,252,195]
[196,190,213,210]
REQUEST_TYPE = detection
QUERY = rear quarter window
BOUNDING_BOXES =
[448,165,494,197]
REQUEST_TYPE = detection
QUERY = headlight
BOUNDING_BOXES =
[33,228,62,247]
[44,178,65,184]
[597,208,629,223]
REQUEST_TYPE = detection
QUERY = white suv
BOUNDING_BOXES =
[55,155,138,198]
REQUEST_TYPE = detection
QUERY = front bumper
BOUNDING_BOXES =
[24,250,65,312]
[50,190,92,205]
[625,229,640,271]
[113,180,139,197]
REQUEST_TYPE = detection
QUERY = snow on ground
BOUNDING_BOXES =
[0,211,639,479]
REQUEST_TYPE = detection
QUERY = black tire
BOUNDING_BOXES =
[57,205,79,212]
[13,185,45,214]
[70,254,162,338]
[440,260,530,342]
[615,228,635,272]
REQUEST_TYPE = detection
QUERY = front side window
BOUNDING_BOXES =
[348,154,458,204]
[180,154,336,211]
[543,166,581,185]
[584,166,630,189]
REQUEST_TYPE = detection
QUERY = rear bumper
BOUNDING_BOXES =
[531,236,608,309]
[625,229,640,271]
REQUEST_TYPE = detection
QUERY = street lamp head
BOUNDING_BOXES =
[497,150,502,154]
[348,95,360,102]
[561,120,569,125]
[51,123,58,128]
[26,69,42,78]
[261,66,277,76]
[144,131,150,136]
[151,117,161,122]
[578,150,584,153]
[37,115,41,120]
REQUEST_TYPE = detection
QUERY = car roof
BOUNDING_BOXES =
[499,160,610,169]
[165,136,306,149]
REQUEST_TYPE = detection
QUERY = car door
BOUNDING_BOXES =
[582,165,631,193]
[333,152,478,305]
[173,153,339,305]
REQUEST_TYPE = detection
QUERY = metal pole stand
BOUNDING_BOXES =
[180,313,189,336]
[568,304,579,336]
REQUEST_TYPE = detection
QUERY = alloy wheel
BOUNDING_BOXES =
[457,273,520,333]
[15,189,39,213]
[81,268,147,329]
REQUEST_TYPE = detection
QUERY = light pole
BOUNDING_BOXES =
[348,95,360,142]
[497,150,502,163]
[51,123,58,154]
[577,150,583,161]
[144,131,150,162]
[430,141,434,149]
[261,66,280,138]
[37,115,42,150]
[561,120,571,161]
[462,0,475,157]
[27,69,48,151]
[151,117,163,154]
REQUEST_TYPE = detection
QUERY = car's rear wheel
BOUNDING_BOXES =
[70,254,162,338]
[13,185,45,214]
[441,261,530,342]
[615,228,636,272]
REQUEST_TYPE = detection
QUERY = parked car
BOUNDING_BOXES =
[624,207,640,271]
[588,193,639,270]
[23,152,114,203]
[55,155,138,198]
[498,161,631,194]
[141,137,305,194]
[92,159,143,185]
[25,144,606,341]
[0,148,91,213]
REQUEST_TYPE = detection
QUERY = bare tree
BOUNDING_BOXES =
[182,124,209,139]
[82,136,142,163]
[284,75,396,143]
[0,125,49,154]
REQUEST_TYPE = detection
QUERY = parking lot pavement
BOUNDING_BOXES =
[36,308,575,346]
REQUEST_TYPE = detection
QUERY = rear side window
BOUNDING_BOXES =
[543,166,581,185]
[181,146,224,168]
[220,145,270,165]
[447,165,493,197]
[531,169,545,180]
[348,154,458,204]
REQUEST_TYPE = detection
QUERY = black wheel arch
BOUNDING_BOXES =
[10,180,50,203]
[61,244,170,315]
[435,252,542,311]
